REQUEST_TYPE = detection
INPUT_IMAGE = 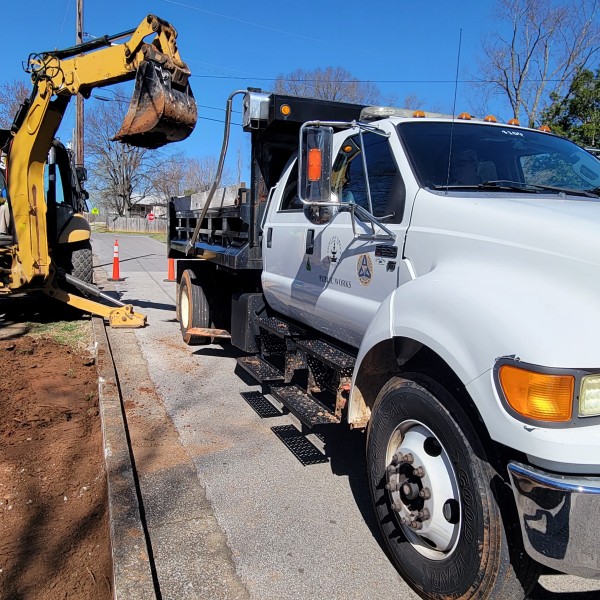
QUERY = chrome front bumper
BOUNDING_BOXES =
[508,461,600,579]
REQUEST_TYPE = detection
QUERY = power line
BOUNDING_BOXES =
[56,0,72,48]
[190,74,574,84]
[160,0,352,49]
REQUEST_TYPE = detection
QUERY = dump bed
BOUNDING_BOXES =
[168,92,365,271]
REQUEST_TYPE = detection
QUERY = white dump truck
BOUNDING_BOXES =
[168,90,600,599]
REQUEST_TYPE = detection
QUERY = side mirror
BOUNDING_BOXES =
[299,125,333,203]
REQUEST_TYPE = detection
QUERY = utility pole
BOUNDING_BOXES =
[75,0,84,167]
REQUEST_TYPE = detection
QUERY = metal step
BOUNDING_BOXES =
[240,391,284,418]
[295,339,355,376]
[254,313,292,336]
[237,355,284,384]
[270,384,340,427]
[271,424,328,466]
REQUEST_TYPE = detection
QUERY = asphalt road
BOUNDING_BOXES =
[92,232,600,600]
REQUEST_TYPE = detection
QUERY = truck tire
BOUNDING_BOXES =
[179,269,211,345]
[366,374,539,600]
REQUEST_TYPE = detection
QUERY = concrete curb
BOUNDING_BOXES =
[93,316,157,600]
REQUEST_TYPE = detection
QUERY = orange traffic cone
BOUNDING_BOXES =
[164,258,176,282]
[108,239,125,281]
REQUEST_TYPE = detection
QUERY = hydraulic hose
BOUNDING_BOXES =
[186,89,247,254]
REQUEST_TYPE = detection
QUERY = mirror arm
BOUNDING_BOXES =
[353,204,396,239]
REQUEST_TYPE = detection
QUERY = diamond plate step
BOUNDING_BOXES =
[254,313,292,336]
[271,424,328,466]
[295,339,355,376]
[270,384,339,427]
[240,391,284,418]
[236,355,284,384]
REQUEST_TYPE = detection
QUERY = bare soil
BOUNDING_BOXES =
[0,334,112,600]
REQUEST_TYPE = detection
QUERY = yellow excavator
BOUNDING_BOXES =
[0,14,197,327]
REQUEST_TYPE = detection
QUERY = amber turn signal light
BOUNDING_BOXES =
[307,148,322,182]
[499,365,574,422]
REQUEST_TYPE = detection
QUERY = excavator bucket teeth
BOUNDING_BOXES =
[113,60,197,149]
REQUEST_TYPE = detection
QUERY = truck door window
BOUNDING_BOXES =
[332,132,404,223]
[280,161,303,210]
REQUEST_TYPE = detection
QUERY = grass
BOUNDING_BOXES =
[90,224,167,244]
[147,233,167,243]
[24,318,92,349]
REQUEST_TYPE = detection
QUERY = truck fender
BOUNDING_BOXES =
[348,262,600,468]
[348,268,485,428]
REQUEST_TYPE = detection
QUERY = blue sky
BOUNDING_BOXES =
[4,0,505,173]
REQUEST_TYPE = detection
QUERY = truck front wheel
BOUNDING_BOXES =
[366,375,539,599]
[179,269,211,345]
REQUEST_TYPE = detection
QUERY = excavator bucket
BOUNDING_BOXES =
[113,60,197,149]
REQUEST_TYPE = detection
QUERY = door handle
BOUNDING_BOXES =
[266,227,273,248]
[306,229,315,254]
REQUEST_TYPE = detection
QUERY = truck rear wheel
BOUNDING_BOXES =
[366,374,539,600]
[179,269,211,345]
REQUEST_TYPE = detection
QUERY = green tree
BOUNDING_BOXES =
[543,68,600,147]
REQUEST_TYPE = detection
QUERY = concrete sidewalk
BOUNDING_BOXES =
[94,261,249,600]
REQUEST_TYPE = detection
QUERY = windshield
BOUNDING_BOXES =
[397,121,600,196]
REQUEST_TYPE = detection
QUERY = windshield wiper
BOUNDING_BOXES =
[479,180,554,193]
[431,181,541,193]
[481,180,600,198]
[584,187,600,198]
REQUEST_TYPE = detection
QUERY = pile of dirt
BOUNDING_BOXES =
[0,335,112,600]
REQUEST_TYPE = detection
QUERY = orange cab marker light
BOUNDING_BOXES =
[458,112,472,120]
[342,145,353,153]
[508,118,520,126]
[484,114,497,123]
[413,110,426,118]
[307,148,322,182]
[538,125,551,133]
[499,365,574,422]
[280,104,291,117]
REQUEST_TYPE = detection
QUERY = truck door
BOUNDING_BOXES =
[304,129,409,347]
[261,158,315,325]
[263,128,410,348]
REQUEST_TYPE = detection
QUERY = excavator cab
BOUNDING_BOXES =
[114,59,197,149]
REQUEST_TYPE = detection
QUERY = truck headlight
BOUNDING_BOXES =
[579,375,600,417]
[498,364,574,422]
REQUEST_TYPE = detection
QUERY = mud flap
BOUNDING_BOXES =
[113,60,197,149]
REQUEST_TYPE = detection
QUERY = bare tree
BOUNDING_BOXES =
[85,92,158,216]
[479,0,600,126]
[183,156,232,194]
[150,154,232,202]
[151,152,190,201]
[0,79,30,128]
[402,94,425,111]
[274,67,381,104]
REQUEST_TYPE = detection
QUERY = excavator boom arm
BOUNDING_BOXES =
[2,15,197,327]
[30,14,191,96]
